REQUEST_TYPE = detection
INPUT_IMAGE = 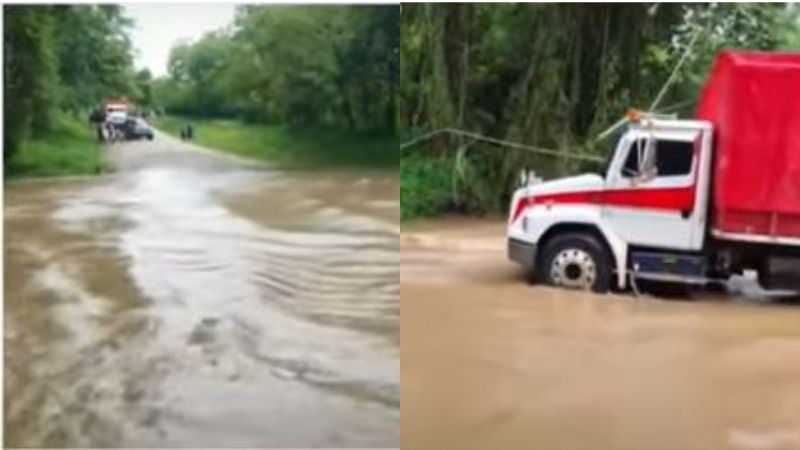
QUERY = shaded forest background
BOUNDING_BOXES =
[400,3,800,219]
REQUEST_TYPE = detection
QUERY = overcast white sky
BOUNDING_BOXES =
[123,3,237,77]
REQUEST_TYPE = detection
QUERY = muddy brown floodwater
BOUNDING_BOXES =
[5,131,399,447]
[402,218,800,450]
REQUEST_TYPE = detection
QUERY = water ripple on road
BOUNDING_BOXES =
[5,136,399,447]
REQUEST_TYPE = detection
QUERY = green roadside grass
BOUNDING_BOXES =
[5,114,102,178]
[152,116,399,169]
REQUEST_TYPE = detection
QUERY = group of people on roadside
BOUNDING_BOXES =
[180,124,195,141]
[89,110,120,143]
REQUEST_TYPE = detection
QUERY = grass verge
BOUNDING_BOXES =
[5,114,102,178]
[152,116,399,169]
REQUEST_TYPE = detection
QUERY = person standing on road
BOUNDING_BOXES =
[90,108,107,142]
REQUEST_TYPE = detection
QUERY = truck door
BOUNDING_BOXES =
[603,130,703,251]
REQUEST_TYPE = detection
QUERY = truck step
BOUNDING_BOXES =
[632,271,712,285]
[631,251,708,283]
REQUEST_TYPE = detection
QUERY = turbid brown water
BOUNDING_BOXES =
[402,218,800,450]
[5,131,399,447]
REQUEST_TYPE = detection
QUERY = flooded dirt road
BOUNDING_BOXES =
[402,218,800,450]
[5,131,399,447]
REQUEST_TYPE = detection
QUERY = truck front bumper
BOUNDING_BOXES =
[508,238,537,269]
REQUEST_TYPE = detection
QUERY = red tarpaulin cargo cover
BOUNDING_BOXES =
[696,51,800,241]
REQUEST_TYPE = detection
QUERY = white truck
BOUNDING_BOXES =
[507,52,800,293]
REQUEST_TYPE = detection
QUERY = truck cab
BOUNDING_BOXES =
[508,115,714,292]
[508,52,800,294]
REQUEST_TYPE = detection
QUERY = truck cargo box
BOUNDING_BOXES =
[697,52,800,242]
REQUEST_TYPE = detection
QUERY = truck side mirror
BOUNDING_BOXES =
[518,168,541,186]
[518,168,529,187]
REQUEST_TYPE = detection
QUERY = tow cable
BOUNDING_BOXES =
[400,127,604,163]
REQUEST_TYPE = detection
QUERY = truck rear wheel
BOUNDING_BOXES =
[537,233,612,293]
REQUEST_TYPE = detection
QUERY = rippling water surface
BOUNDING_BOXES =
[402,218,800,450]
[5,134,399,447]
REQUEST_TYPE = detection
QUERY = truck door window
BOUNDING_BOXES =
[622,138,693,178]
[655,140,693,176]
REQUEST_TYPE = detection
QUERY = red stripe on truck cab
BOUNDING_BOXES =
[511,186,696,223]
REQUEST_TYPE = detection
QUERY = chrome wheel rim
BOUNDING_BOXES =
[550,248,596,289]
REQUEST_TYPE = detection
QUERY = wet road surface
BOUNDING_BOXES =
[5,131,399,447]
[402,218,800,450]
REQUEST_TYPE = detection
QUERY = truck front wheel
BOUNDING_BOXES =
[537,233,612,293]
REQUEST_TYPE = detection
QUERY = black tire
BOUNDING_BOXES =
[536,232,612,293]
[147,134,154,141]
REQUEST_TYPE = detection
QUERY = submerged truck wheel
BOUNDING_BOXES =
[537,233,612,293]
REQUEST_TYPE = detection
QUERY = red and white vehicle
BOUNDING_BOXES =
[104,98,131,126]
[507,52,800,293]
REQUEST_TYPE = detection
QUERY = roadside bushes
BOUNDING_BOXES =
[6,113,102,177]
[400,153,453,220]
[400,146,518,220]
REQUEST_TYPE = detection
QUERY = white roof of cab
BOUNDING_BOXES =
[630,118,712,132]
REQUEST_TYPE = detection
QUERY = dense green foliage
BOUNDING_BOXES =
[400,154,454,220]
[6,114,102,178]
[155,5,399,133]
[153,116,399,169]
[4,5,140,175]
[400,3,800,219]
